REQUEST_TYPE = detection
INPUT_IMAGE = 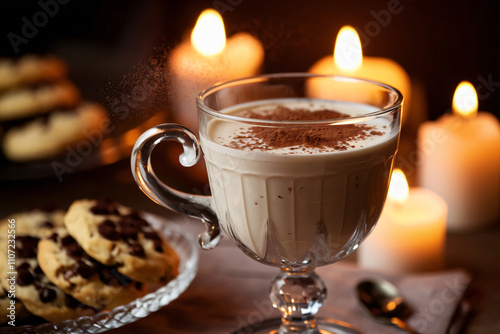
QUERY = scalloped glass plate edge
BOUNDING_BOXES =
[2,213,199,334]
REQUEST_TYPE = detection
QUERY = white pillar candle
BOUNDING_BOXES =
[308,26,412,124]
[359,169,447,273]
[168,9,264,133]
[418,81,500,232]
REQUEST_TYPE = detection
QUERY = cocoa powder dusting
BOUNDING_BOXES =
[225,106,382,152]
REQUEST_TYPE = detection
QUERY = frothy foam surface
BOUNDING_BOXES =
[206,99,392,155]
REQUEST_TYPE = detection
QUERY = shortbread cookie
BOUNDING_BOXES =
[0,55,67,91]
[2,102,107,162]
[38,226,146,310]
[0,210,94,322]
[64,199,179,283]
[0,80,80,121]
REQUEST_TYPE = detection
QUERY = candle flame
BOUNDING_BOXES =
[191,9,226,56]
[452,81,478,118]
[388,168,409,204]
[334,26,363,71]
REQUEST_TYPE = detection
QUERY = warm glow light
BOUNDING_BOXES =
[452,81,478,118]
[386,301,397,312]
[191,9,226,56]
[388,168,409,204]
[334,26,363,71]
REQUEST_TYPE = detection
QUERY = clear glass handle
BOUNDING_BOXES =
[131,123,220,249]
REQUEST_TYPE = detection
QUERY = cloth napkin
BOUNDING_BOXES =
[316,262,471,334]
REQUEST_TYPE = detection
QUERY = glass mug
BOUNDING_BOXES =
[132,73,402,334]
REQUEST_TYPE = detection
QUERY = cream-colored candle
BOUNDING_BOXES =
[359,169,447,273]
[168,9,264,132]
[308,26,412,123]
[418,81,500,231]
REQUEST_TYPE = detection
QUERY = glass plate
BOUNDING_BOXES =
[2,213,199,333]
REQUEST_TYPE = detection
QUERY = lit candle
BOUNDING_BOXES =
[418,81,500,231]
[358,169,447,273]
[168,9,264,132]
[309,26,412,123]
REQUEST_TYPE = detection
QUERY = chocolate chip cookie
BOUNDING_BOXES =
[38,226,146,310]
[64,199,179,283]
[0,209,94,322]
[1,206,64,237]
[2,102,107,162]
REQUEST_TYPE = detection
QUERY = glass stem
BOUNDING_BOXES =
[270,268,326,334]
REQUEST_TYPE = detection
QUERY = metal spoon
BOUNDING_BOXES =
[356,279,419,333]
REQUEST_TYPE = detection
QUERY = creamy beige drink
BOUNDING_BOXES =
[200,98,398,266]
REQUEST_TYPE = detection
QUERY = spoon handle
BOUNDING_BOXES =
[391,317,419,334]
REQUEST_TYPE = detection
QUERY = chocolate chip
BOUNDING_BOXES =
[38,287,56,303]
[97,220,120,241]
[90,198,120,215]
[120,225,138,241]
[16,236,39,258]
[143,231,163,252]
[153,239,163,253]
[17,262,30,270]
[17,247,37,259]
[129,244,146,258]
[61,235,76,247]
[135,282,143,291]
[17,267,34,286]
[65,294,82,309]
[121,212,148,228]
[143,231,160,241]
[61,235,84,258]
[64,243,84,259]
[48,233,58,242]
[74,260,95,279]
[39,221,54,228]
[34,265,43,275]
[98,268,118,286]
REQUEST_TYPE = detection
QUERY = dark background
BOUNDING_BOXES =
[1,0,499,121]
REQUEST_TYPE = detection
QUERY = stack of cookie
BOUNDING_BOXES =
[0,199,179,325]
[0,54,107,163]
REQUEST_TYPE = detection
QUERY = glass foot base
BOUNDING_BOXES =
[232,317,361,334]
